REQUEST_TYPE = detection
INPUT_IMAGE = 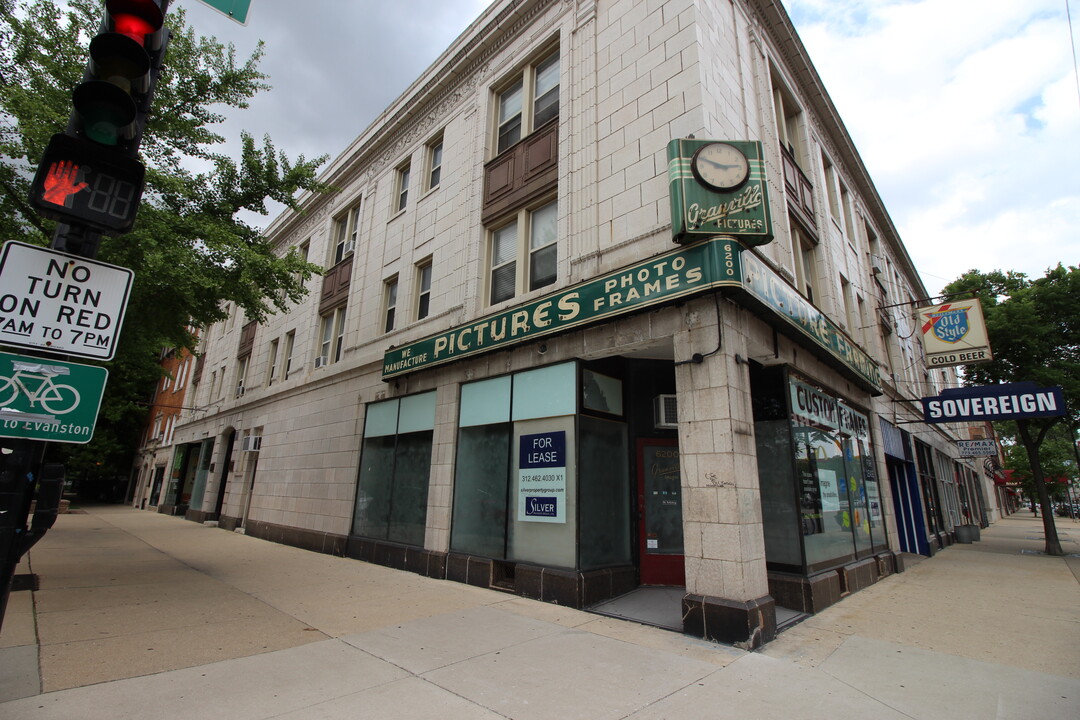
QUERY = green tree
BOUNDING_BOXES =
[0,0,330,495]
[943,265,1080,555]
[998,421,1077,514]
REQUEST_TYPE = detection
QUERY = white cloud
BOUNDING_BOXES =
[784,0,1080,293]
[175,0,1079,292]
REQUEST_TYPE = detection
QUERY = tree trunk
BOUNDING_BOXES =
[1018,421,1064,556]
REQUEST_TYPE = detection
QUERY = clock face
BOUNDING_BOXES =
[691,142,750,191]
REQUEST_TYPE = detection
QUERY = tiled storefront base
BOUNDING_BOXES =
[682,593,777,649]
[767,552,901,614]
[444,554,638,608]
[217,515,348,556]
[344,535,447,579]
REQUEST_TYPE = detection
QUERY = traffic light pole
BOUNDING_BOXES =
[0,222,102,631]
[1,0,172,632]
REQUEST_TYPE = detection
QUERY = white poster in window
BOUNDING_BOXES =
[518,431,567,523]
[866,481,882,520]
[818,469,841,512]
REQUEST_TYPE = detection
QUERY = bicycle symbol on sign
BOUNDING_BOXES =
[0,361,81,415]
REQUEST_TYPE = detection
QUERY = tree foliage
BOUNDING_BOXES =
[943,264,1080,554]
[0,0,331,494]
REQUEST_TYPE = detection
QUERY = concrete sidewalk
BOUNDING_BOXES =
[1,506,1078,719]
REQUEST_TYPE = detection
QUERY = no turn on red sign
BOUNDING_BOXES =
[0,241,133,361]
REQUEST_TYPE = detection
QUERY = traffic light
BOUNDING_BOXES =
[30,0,170,235]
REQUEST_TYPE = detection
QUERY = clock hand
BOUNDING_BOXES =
[701,158,742,171]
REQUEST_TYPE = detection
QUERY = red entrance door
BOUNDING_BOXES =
[637,438,685,585]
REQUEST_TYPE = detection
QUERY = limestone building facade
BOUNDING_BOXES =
[146,0,995,646]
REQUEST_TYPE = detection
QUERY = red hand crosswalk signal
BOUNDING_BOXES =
[30,133,146,233]
[30,0,169,235]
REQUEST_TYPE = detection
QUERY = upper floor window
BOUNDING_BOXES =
[235,355,249,397]
[840,183,856,246]
[496,49,560,154]
[266,338,279,386]
[821,152,842,227]
[416,261,432,321]
[771,72,806,169]
[318,308,346,367]
[488,198,557,305]
[791,218,818,304]
[396,164,411,213]
[283,330,296,378]
[332,202,361,265]
[383,276,399,333]
[426,138,443,191]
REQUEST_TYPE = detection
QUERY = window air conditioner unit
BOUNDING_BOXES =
[653,394,678,430]
[235,384,245,397]
[343,241,355,256]
[314,355,328,368]
[241,435,262,452]
[870,256,884,276]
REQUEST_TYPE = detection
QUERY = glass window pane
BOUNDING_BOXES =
[398,391,436,433]
[352,435,395,538]
[534,53,559,97]
[579,416,630,569]
[499,81,523,124]
[846,438,874,556]
[398,167,410,211]
[460,376,511,427]
[530,201,557,249]
[364,398,399,438]
[797,427,856,569]
[491,263,515,304]
[319,316,333,357]
[429,143,442,188]
[498,80,523,152]
[493,222,517,264]
[451,424,511,557]
[498,118,521,153]
[533,54,559,127]
[387,431,433,546]
[512,361,576,420]
[529,243,557,290]
[757,419,801,567]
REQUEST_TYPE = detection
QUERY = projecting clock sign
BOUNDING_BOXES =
[0,241,133,360]
[667,138,774,246]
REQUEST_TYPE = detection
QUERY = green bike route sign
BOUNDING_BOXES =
[0,350,107,444]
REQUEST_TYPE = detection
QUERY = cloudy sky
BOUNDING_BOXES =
[179,0,1080,295]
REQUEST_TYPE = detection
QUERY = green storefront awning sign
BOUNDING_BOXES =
[382,237,881,394]
[383,237,743,379]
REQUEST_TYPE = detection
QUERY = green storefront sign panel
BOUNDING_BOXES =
[383,236,881,395]
[0,350,107,443]
[737,251,881,392]
[384,237,744,379]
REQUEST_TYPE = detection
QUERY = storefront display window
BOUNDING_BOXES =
[915,441,944,536]
[579,415,631,569]
[756,368,885,573]
[451,376,512,557]
[352,392,436,546]
[450,363,579,569]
